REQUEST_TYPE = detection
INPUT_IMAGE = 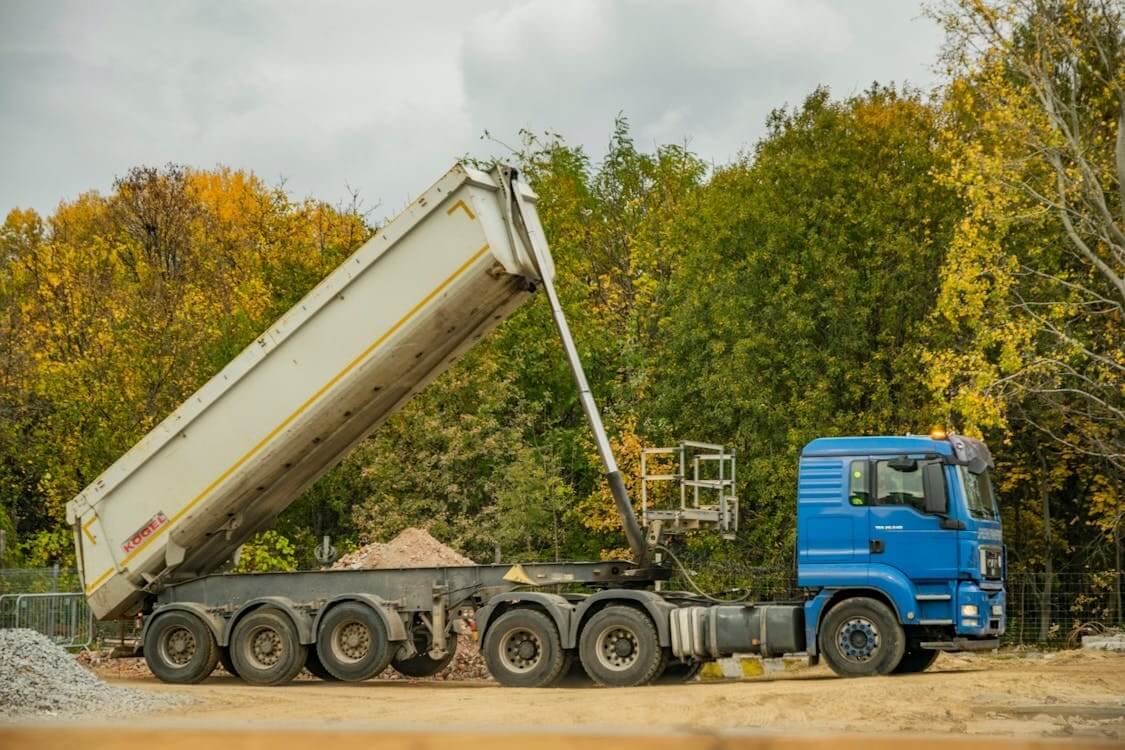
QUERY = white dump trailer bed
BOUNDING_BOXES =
[66,165,554,619]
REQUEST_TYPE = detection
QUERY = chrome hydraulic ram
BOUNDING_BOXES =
[501,166,649,565]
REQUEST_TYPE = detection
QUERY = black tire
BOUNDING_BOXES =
[315,602,393,682]
[893,646,939,674]
[482,608,567,688]
[552,651,594,688]
[143,610,220,684]
[655,660,703,684]
[392,629,456,678]
[230,606,307,686]
[218,646,239,679]
[819,597,905,678]
[578,605,666,688]
[304,648,340,680]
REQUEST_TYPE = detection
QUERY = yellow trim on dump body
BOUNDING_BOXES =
[83,241,494,595]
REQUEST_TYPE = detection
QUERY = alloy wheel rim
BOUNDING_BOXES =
[837,617,880,662]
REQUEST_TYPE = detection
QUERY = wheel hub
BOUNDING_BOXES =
[251,627,283,667]
[162,626,196,667]
[596,626,639,671]
[499,628,542,673]
[335,622,371,662]
[837,617,879,662]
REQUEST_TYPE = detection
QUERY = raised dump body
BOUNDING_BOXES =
[66,165,553,619]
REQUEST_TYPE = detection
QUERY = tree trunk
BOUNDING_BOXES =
[1115,495,1122,626]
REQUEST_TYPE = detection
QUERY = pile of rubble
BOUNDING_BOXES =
[331,527,475,569]
[2,629,190,718]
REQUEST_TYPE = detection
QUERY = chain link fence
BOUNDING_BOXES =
[1,564,1121,648]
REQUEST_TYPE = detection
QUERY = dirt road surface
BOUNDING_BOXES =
[59,649,1125,743]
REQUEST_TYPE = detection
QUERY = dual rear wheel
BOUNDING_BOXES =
[482,605,674,688]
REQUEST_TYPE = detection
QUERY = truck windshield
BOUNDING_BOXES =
[960,466,999,521]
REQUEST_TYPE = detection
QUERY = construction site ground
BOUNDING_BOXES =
[43,648,1125,744]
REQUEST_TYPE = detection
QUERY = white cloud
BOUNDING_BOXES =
[0,0,942,219]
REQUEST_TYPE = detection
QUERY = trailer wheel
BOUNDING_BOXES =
[315,602,393,681]
[892,646,939,674]
[230,606,307,686]
[578,605,666,687]
[655,660,703,684]
[218,646,239,679]
[482,608,566,688]
[304,649,340,680]
[392,627,456,678]
[819,597,905,678]
[144,610,220,684]
[552,652,593,688]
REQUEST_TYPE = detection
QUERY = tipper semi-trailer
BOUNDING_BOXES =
[66,163,1005,688]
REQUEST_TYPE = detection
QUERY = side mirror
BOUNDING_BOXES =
[922,462,948,515]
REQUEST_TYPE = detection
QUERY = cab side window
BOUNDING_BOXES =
[848,460,870,506]
[874,459,938,513]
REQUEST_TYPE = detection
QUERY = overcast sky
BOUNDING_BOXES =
[0,0,943,220]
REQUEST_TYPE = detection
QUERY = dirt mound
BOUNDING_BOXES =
[332,527,475,570]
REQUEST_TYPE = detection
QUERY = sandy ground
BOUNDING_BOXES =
[69,649,1125,742]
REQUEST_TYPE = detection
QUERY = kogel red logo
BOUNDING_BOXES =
[122,512,167,554]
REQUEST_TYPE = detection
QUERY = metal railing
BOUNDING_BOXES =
[0,591,95,648]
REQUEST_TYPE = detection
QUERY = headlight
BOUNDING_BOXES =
[962,617,979,627]
[961,604,979,617]
[991,604,1003,616]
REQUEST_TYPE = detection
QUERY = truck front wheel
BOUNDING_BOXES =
[482,608,566,687]
[819,597,905,678]
[578,605,666,687]
[230,607,307,686]
[144,610,220,684]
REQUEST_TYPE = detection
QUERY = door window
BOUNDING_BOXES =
[874,459,939,513]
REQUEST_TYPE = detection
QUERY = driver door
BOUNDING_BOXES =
[867,458,958,581]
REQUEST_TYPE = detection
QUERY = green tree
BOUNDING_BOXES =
[654,86,961,564]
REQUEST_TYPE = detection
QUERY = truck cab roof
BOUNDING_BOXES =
[801,435,956,459]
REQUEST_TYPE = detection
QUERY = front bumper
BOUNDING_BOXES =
[955,581,1006,637]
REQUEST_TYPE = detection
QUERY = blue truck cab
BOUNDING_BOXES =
[796,432,1004,675]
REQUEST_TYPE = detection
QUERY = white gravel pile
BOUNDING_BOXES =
[0,628,190,719]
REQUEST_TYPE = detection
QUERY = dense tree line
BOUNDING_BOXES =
[0,2,1120,620]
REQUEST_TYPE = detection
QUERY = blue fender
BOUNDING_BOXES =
[865,563,919,623]
[802,565,919,656]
